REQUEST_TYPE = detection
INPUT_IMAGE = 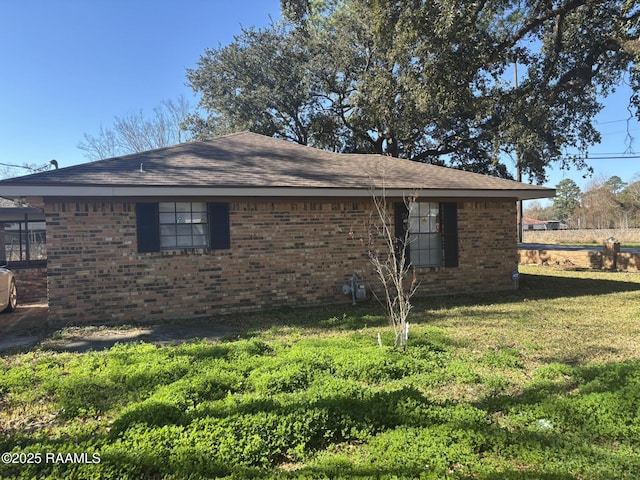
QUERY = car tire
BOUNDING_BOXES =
[4,279,17,312]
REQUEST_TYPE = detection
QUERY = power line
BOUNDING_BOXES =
[583,152,639,156]
[584,155,640,160]
[596,118,637,125]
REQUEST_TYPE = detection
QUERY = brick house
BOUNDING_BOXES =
[0,132,554,326]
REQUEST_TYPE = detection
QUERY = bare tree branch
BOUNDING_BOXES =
[78,97,193,161]
[368,186,419,349]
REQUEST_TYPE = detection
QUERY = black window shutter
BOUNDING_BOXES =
[208,202,230,250]
[394,202,410,264]
[441,202,459,267]
[136,203,160,253]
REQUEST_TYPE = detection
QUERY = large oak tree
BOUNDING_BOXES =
[186,0,639,183]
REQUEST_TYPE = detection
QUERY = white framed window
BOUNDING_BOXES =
[159,202,209,249]
[408,201,442,267]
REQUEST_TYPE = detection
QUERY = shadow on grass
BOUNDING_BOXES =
[518,270,640,298]
[221,269,640,338]
[240,269,640,336]
[481,359,640,411]
[23,269,638,355]
[287,465,578,480]
[33,320,242,354]
[289,361,640,479]
[412,270,640,313]
[2,346,638,479]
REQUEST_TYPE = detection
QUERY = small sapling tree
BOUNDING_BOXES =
[368,188,419,349]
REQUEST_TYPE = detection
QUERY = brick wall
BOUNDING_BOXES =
[617,253,640,271]
[11,267,47,303]
[396,200,518,296]
[519,248,640,271]
[44,197,517,326]
[518,249,602,269]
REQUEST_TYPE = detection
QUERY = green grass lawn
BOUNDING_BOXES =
[1,266,640,479]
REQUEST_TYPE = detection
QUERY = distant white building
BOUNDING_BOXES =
[523,217,561,230]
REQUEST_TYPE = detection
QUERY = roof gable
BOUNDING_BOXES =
[0,132,554,200]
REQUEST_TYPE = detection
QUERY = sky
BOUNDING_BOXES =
[1,0,639,197]
[0,0,282,171]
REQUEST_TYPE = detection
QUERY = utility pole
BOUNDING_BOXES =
[514,60,523,243]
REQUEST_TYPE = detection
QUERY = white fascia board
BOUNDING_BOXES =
[0,185,555,200]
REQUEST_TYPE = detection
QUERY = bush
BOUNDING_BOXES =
[3,292,640,479]
[105,408,335,477]
[481,346,524,369]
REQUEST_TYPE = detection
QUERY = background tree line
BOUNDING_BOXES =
[526,176,640,229]
[76,0,639,185]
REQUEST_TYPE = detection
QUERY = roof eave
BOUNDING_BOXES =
[0,185,555,201]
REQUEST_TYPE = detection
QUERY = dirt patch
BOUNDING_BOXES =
[0,302,48,332]
[0,304,239,354]
[39,321,240,353]
[0,302,48,353]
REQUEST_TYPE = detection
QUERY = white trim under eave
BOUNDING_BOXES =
[0,185,556,201]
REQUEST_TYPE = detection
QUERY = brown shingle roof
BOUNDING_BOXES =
[0,132,554,199]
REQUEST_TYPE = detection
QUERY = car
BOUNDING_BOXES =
[0,266,17,313]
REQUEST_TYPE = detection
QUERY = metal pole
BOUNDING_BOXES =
[515,61,523,243]
[24,214,30,268]
[18,221,23,262]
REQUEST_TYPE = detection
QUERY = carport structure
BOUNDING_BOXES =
[0,205,47,303]
[0,206,46,266]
